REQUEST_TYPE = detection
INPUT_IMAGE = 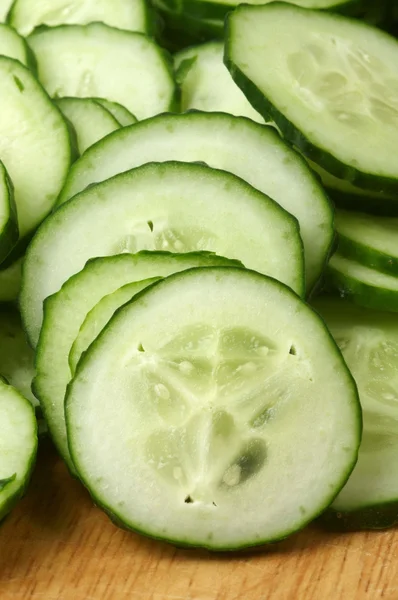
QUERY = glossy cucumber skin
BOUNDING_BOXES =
[328,188,398,216]
[225,9,398,195]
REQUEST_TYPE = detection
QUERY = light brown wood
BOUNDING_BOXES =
[1,440,398,600]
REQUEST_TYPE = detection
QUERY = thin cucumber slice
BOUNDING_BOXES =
[28,23,176,121]
[93,98,137,127]
[174,42,262,122]
[335,210,398,276]
[0,22,35,67]
[0,0,12,21]
[326,252,398,312]
[23,161,305,347]
[0,307,36,408]
[55,97,121,155]
[57,112,331,291]
[309,160,398,214]
[69,278,161,374]
[225,3,398,194]
[66,267,360,549]
[313,297,398,528]
[0,257,22,303]
[8,0,150,36]
[0,161,18,266]
[34,251,243,468]
[0,56,72,240]
[0,377,37,521]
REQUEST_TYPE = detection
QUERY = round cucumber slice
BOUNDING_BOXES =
[55,97,121,155]
[174,42,263,122]
[313,297,398,528]
[93,98,137,127]
[8,0,150,36]
[0,0,12,21]
[66,267,361,549]
[0,377,37,521]
[28,23,177,121]
[22,161,305,347]
[0,160,17,266]
[226,3,398,193]
[326,252,398,312]
[57,111,330,291]
[0,56,72,240]
[34,252,243,469]
[335,210,398,276]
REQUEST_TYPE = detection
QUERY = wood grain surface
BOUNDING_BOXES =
[1,439,398,600]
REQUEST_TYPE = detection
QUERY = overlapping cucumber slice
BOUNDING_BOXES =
[22,161,304,347]
[66,267,360,549]
[314,297,398,529]
[0,377,37,521]
[225,2,398,194]
[0,160,17,266]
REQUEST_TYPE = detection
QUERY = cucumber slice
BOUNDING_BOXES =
[309,160,398,214]
[313,297,398,528]
[93,98,137,127]
[0,307,36,407]
[0,56,72,240]
[69,278,162,374]
[327,252,398,312]
[174,42,262,123]
[55,97,121,155]
[0,0,12,21]
[0,22,35,67]
[0,160,17,266]
[225,3,398,194]
[0,257,22,303]
[66,267,360,549]
[0,377,37,521]
[23,161,305,347]
[28,23,176,121]
[57,112,331,291]
[8,0,150,36]
[34,251,243,468]
[335,210,398,276]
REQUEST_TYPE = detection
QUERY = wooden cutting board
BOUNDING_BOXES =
[1,439,398,600]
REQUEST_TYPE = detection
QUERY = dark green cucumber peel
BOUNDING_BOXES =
[327,188,398,216]
[0,167,18,266]
[224,6,398,195]
[337,234,398,277]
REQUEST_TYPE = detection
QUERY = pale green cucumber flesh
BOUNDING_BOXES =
[0,0,12,21]
[66,267,360,549]
[57,111,330,291]
[174,42,263,122]
[56,97,121,155]
[93,98,137,127]
[314,297,398,525]
[226,3,398,193]
[28,23,176,121]
[22,162,304,347]
[34,251,244,468]
[0,56,71,239]
[69,277,161,374]
[0,22,32,66]
[9,0,149,36]
[0,378,37,521]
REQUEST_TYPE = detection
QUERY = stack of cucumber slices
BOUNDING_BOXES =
[1,0,398,551]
